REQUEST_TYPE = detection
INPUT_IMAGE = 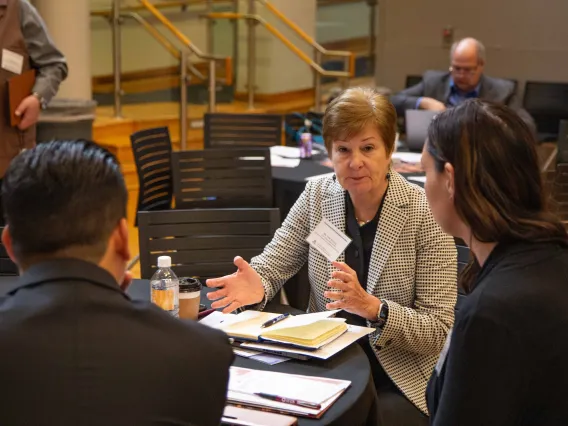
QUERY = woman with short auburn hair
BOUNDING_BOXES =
[209,87,458,424]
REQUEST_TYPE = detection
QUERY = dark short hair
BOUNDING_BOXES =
[426,99,568,291]
[2,140,127,265]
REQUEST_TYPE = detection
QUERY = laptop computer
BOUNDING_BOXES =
[404,110,438,151]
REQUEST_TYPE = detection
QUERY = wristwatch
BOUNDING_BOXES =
[376,301,389,329]
[32,92,47,110]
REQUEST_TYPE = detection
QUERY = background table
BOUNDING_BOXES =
[0,276,379,426]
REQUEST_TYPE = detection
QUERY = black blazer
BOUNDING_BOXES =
[0,259,234,426]
[391,71,535,132]
[427,241,568,426]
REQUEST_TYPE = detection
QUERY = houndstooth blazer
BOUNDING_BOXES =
[250,170,457,414]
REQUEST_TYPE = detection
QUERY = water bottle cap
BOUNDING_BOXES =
[157,256,171,268]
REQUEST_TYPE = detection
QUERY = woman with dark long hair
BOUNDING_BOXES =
[422,99,568,425]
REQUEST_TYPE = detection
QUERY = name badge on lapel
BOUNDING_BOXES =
[306,218,352,262]
[2,49,24,75]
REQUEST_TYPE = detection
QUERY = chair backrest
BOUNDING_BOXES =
[550,163,568,222]
[522,82,568,136]
[454,237,470,274]
[172,148,273,209]
[130,127,174,216]
[558,120,568,164]
[405,75,423,88]
[204,113,283,149]
[138,208,280,280]
[0,227,17,276]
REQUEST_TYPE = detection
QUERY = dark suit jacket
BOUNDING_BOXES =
[391,71,535,132]
[0,259,234,426]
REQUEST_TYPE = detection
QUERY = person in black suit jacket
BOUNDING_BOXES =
[0,140,233,426]
[390,38,535,131]
[422,99,568,425]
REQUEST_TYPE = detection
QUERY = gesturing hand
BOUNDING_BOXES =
[324,261,381,321]
[206,256,265,313]
[15,95,41,130]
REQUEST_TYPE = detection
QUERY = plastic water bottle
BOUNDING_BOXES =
[150,256,179,318]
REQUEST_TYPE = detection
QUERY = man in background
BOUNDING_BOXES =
[390,37,535,130]
[0,0,68,221]
[0,140,233,426]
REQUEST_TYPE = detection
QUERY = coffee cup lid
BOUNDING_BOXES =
[179,277,202,292]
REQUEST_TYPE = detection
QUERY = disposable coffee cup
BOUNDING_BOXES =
[179,277,202,320]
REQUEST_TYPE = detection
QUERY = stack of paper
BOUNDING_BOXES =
[203,310,375,360]
[241,323,374,360]
[228,367,350,419]
[269,146,301,168]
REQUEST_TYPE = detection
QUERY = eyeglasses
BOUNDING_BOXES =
[449,65,478,76]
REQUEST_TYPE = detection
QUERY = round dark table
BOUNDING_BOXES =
[202,288,379,426]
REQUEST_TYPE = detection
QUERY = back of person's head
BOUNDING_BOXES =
[323,86,397,155]
[2,140,129,271]
[425,99,568,290]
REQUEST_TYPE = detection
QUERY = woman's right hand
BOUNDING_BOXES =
[206,256,265,313]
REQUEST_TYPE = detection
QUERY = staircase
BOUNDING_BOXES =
[90,0,373,225]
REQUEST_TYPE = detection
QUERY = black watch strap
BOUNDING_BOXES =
[376,302,389,329]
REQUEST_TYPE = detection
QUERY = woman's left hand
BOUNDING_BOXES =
[324,261,381,321]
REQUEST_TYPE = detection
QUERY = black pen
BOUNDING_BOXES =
[260,313,290,328]
[254,392,322,410]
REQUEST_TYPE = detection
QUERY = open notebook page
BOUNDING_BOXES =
[218,310,342,341]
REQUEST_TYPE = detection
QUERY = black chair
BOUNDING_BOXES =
[454,237,470,312]
[550,163,568,223]
[454,237,470,275]
[522,82,568,141]
[130,127,174,219]
[0,227,17,276]
[137,208,280,280]
[558,120,568,164]
[171,148,273,209]
[405,75,423,88]
[508,78,519,94]
[204,113,283,149]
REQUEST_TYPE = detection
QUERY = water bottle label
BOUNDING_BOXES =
[152,288,176,311]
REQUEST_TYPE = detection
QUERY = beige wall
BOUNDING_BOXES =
[90,7,232,77]
[316,1,369,43]
[375,0,568,93]
[235,0,316,95]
